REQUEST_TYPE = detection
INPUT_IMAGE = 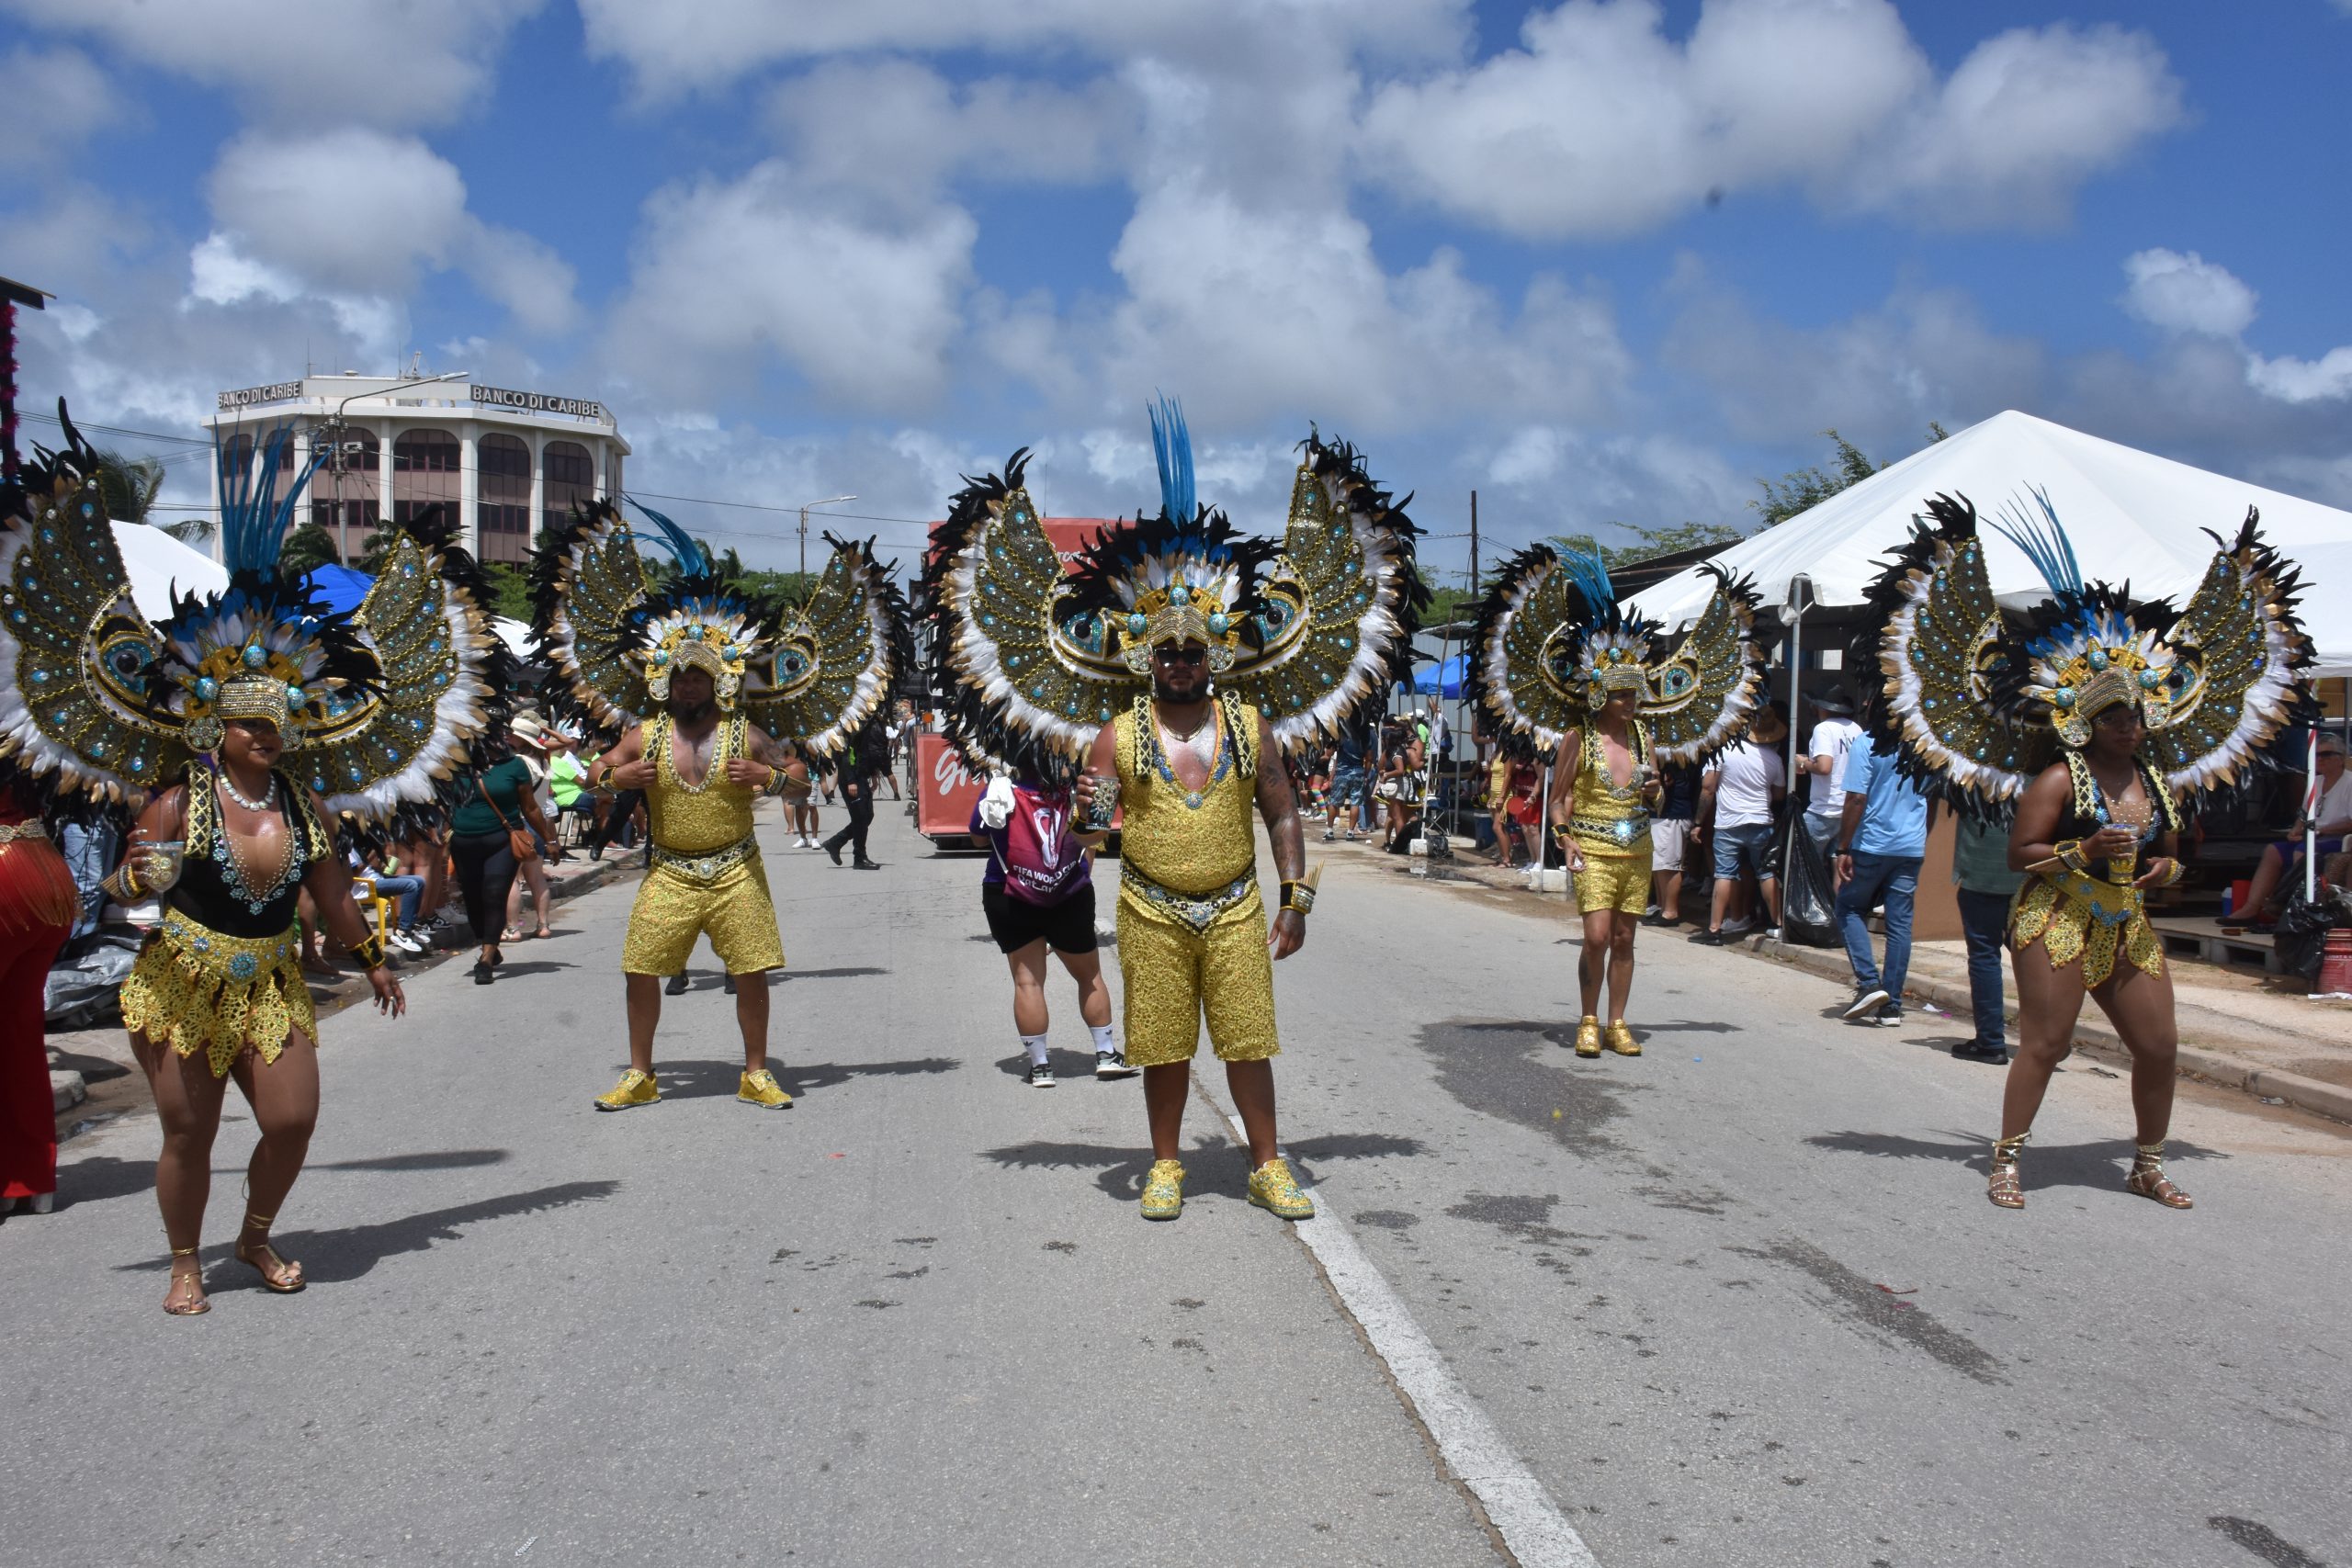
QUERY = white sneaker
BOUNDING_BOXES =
[1026,1060,1057,1089]
[390,929,425,954]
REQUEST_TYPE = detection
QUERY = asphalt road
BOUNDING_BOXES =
[5,803,2346,1568]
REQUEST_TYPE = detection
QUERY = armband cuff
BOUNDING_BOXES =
[352,932,390,972]
[1279,880,1316,916]
[2054,839,2090,874]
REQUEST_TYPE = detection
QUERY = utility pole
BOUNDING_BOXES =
[797,494,856,579]
[1,275,54,486]
[1468,489,1479,607]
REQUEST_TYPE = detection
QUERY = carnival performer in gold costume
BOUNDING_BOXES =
[925,399,1425,1221]
[532,499,910,1112]
[1470,545,1763,1058]
[0,412,509,1313]
[1857,491,2315,1212]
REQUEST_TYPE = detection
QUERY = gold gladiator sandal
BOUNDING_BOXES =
[2125,1143,2193,1210]
[235,1211,306,1293]
[163,1246,209,1316]
[1986,1133,2028,1210]
[1604,1019,1641,1056]
[1574,1016,1602,1057]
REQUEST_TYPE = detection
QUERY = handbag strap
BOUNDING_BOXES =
[475,771,522,833]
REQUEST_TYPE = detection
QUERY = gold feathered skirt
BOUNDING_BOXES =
[120,912,316,1077]
[2008,869,2163,990]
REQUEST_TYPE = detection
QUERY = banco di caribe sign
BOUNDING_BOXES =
[469,384,605,422]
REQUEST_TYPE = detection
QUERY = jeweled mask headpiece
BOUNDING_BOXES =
[1987,491,2177,749]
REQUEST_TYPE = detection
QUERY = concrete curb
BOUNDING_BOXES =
[50,1069,85,1114]
[1747,933,2352,1128]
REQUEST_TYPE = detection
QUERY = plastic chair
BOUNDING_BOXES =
[348,876,397,950]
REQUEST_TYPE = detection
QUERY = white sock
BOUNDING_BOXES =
[1089,1023,1117,1055]
[1022,1033,1050,1066]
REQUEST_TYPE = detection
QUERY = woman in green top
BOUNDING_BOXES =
[448,737,561,984]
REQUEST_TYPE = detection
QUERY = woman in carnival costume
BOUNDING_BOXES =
[0,411,511,1311]
[926,400,1425,1221]
[1468,547,1764,1058]
[533,499,911,1112]
[1857,492,2315,1211]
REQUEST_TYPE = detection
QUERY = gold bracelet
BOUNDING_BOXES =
[352,932,390,972]
[1279,880,1316,916]
[2054,839,2090,874]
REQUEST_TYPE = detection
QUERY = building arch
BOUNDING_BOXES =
[477,432,532,564]
[391,427,461,528]
[542,439,595,532]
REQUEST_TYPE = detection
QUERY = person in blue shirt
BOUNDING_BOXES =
[1833,741,1933,1025]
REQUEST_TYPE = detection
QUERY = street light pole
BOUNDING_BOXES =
[797,494,856,578]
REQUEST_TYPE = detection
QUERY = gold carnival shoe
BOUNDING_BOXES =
[234,1210,305,1293]
[738,1068,794,1110]
[2125,1143,2193,1210]
[1140,1158,1185,1221]
[1604,1019,1641,1056]
[594,1068,661,1111]
[1574,1016,1602,1058]
[1248,1156,1315,1221]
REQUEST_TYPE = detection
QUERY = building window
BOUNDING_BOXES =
[542,439,594,533]
[391,427,460,529]
[474,433,533,563]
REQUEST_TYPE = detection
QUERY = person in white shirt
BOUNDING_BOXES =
[1802,690,1863,862]
[1695,711,1785,943]
[2243,730,2352,926]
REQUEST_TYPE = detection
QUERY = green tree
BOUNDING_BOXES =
[279,522,340,575]
[1749,423,1948,528]
[484,562,534,621]
[93,447,166,525]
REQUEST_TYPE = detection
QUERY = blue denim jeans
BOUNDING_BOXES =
[371,874,426,931]
[1955,886,2014,1049]
[1712,820,1774,881]
[1835,851,1921,997]
[59,820,118,939]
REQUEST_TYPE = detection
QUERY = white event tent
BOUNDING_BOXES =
[1634,410,2352,679]
[110,522,534,660]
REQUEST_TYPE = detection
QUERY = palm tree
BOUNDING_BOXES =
[279,522,340,575]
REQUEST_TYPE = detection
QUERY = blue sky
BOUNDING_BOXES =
[4,0,2348,586]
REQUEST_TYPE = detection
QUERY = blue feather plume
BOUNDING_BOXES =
[1555,544,1618,618]
[215,423,325,575]
[1149,394,1195,526]
[621,494,711,576]
[1985,486,2084,602]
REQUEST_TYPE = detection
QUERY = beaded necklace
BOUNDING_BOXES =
[199,772,306,916]
[1146,703,1230,811]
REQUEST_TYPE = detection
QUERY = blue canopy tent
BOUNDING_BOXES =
[302,563,374,616]
[1410,652,1465,700]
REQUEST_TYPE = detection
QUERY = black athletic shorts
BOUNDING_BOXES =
[982,881,1099,955]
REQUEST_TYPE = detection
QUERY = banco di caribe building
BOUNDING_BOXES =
[201,373,631,567]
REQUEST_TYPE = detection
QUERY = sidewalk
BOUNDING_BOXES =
[1324,824,2352,1127]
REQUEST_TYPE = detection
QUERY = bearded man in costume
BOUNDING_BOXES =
[925,400,1425,1221]
[0,412,509,1312]
[1469,546,1764,1058]
[534,500,910,1112]
[1854,491,2315,1212]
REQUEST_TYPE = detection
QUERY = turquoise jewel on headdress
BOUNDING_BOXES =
[722,643,738,660]
[284,683,304,706]
[1127,612,1148,637]
[195,676,219,701]
[242,644,267,669]
[2051,687,2075,709]
[2139,669,2161,689]
[1169,585,1191,606]
[2086,646,2109,671]
[1207,612,1229,636]
[652,649,671,665]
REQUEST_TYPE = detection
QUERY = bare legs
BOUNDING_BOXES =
[624,968,773,1076]
[1006,942,1113,1037]
[134,1028,320,1313]
[2000,939,2184,1199]
[1577,908,1636,1021]
[1144,1059,1278,1167]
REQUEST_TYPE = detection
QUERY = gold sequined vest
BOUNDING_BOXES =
[1113,695,1260,897]
[1567,719,1653,857]
[644,712,756,854]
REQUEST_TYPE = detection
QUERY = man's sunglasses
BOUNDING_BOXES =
[1151,646,1208,667]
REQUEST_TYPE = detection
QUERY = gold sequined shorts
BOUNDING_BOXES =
[621,857,786,976]
[1115,893,1279,1067]
[120,914,315,1077]
[1574,845,1654,916]
[2009,874,2162,990]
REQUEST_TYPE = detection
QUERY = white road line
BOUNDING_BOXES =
[1201,1094,1601,1568]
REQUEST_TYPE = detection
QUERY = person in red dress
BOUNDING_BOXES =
[0,778,78,1214]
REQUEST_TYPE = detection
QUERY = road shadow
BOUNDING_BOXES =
[46,1045,130,1083]
[48,1154,159,1209]
[1804,1129,2226,1191]
[485,959,571,979]
[994,1048,1141,1081]
[1631,1019,1740,1036]
[1284,1132,1426,1187]
[979,1137,1228,1204]
[644,1055,962,1101]
[307,1148,512,1174]
[780,965,890,981]
[117,1179,621,1288]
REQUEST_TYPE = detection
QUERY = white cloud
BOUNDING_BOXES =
[2246,347,2352,405]
[2121,248,2259,338]
[203,129,576,334]
[1360,0,2182,238]
[0,45,121,170]
[605,160,978,411]
[0,0,544,128]
[579,0,1462,96]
